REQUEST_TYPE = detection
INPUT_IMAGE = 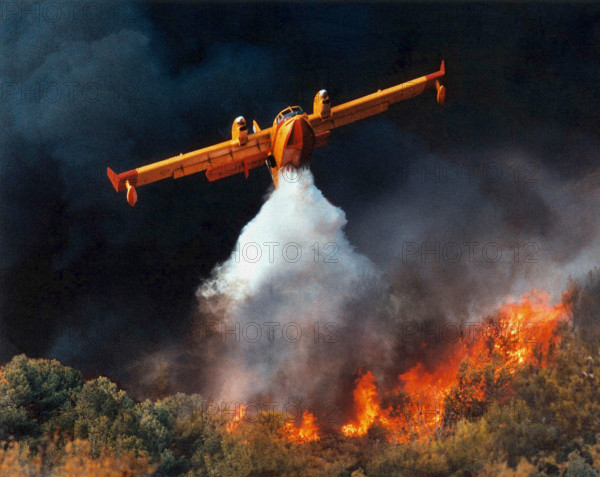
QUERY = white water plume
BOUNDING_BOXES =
[196,169,380,404]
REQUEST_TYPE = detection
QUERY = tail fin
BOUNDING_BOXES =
[107,167,120,192]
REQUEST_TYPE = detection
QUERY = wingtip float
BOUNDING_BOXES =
[108,61,446,207]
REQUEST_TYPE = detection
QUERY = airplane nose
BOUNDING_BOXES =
[286,117,304,148]
[287,117,314,150]
[280,117,315,169]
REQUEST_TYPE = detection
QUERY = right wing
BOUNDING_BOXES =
[308,61,445,135]
[107,127,272,206]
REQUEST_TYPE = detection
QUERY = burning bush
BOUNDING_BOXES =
[336,292,569,443]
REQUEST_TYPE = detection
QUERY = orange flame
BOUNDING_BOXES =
[341,291,570,440]
[280,410,320,443]
[226,404,246,433]
[223,291,569,443]
[342,370,382,437]
[225,404,319,443]
[490,290,568,366]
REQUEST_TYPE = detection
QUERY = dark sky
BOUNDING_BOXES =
[1,2,599,395]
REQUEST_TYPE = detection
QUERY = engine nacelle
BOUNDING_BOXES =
[313,89,331,119]
[232,116,248,146]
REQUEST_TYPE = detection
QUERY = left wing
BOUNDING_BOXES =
[308,61,445,135]
[107,127,272,206]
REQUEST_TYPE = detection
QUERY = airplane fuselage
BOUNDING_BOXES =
[268,109,316,187]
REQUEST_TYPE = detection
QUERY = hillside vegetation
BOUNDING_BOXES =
[1,323,600,476]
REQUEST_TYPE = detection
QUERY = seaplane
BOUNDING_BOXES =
[107,61,446,206]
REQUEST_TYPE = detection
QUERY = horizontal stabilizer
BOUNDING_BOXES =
[107,167,138,193]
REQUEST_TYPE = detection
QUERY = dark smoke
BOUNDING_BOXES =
[567,268,600,338]
[0,1,281,369]
[0,2,599,411]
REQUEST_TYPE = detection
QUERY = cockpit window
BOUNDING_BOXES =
[275,106,304,125]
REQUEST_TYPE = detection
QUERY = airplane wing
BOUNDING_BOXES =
[308,61,445,135]
[107,127,272,206]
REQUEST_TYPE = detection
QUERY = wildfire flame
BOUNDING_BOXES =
[225,404,319,443]
[224,291,569,443]
[341,370,383,437]
[490,290,568,366]
[341,291,569,440]
[280,410,320,443]
[226,404,247,433]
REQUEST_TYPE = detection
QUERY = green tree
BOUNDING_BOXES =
[514,326,600,445]
[484,400,558,468]
[154,393,212,475]
[72,376,142,456]
[0,354,82,442]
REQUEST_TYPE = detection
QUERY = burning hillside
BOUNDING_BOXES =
[340,291,570,441]
[191,168,582,451]
[221,290,570,444]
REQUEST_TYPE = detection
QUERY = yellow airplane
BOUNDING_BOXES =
[108,61,446,206]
